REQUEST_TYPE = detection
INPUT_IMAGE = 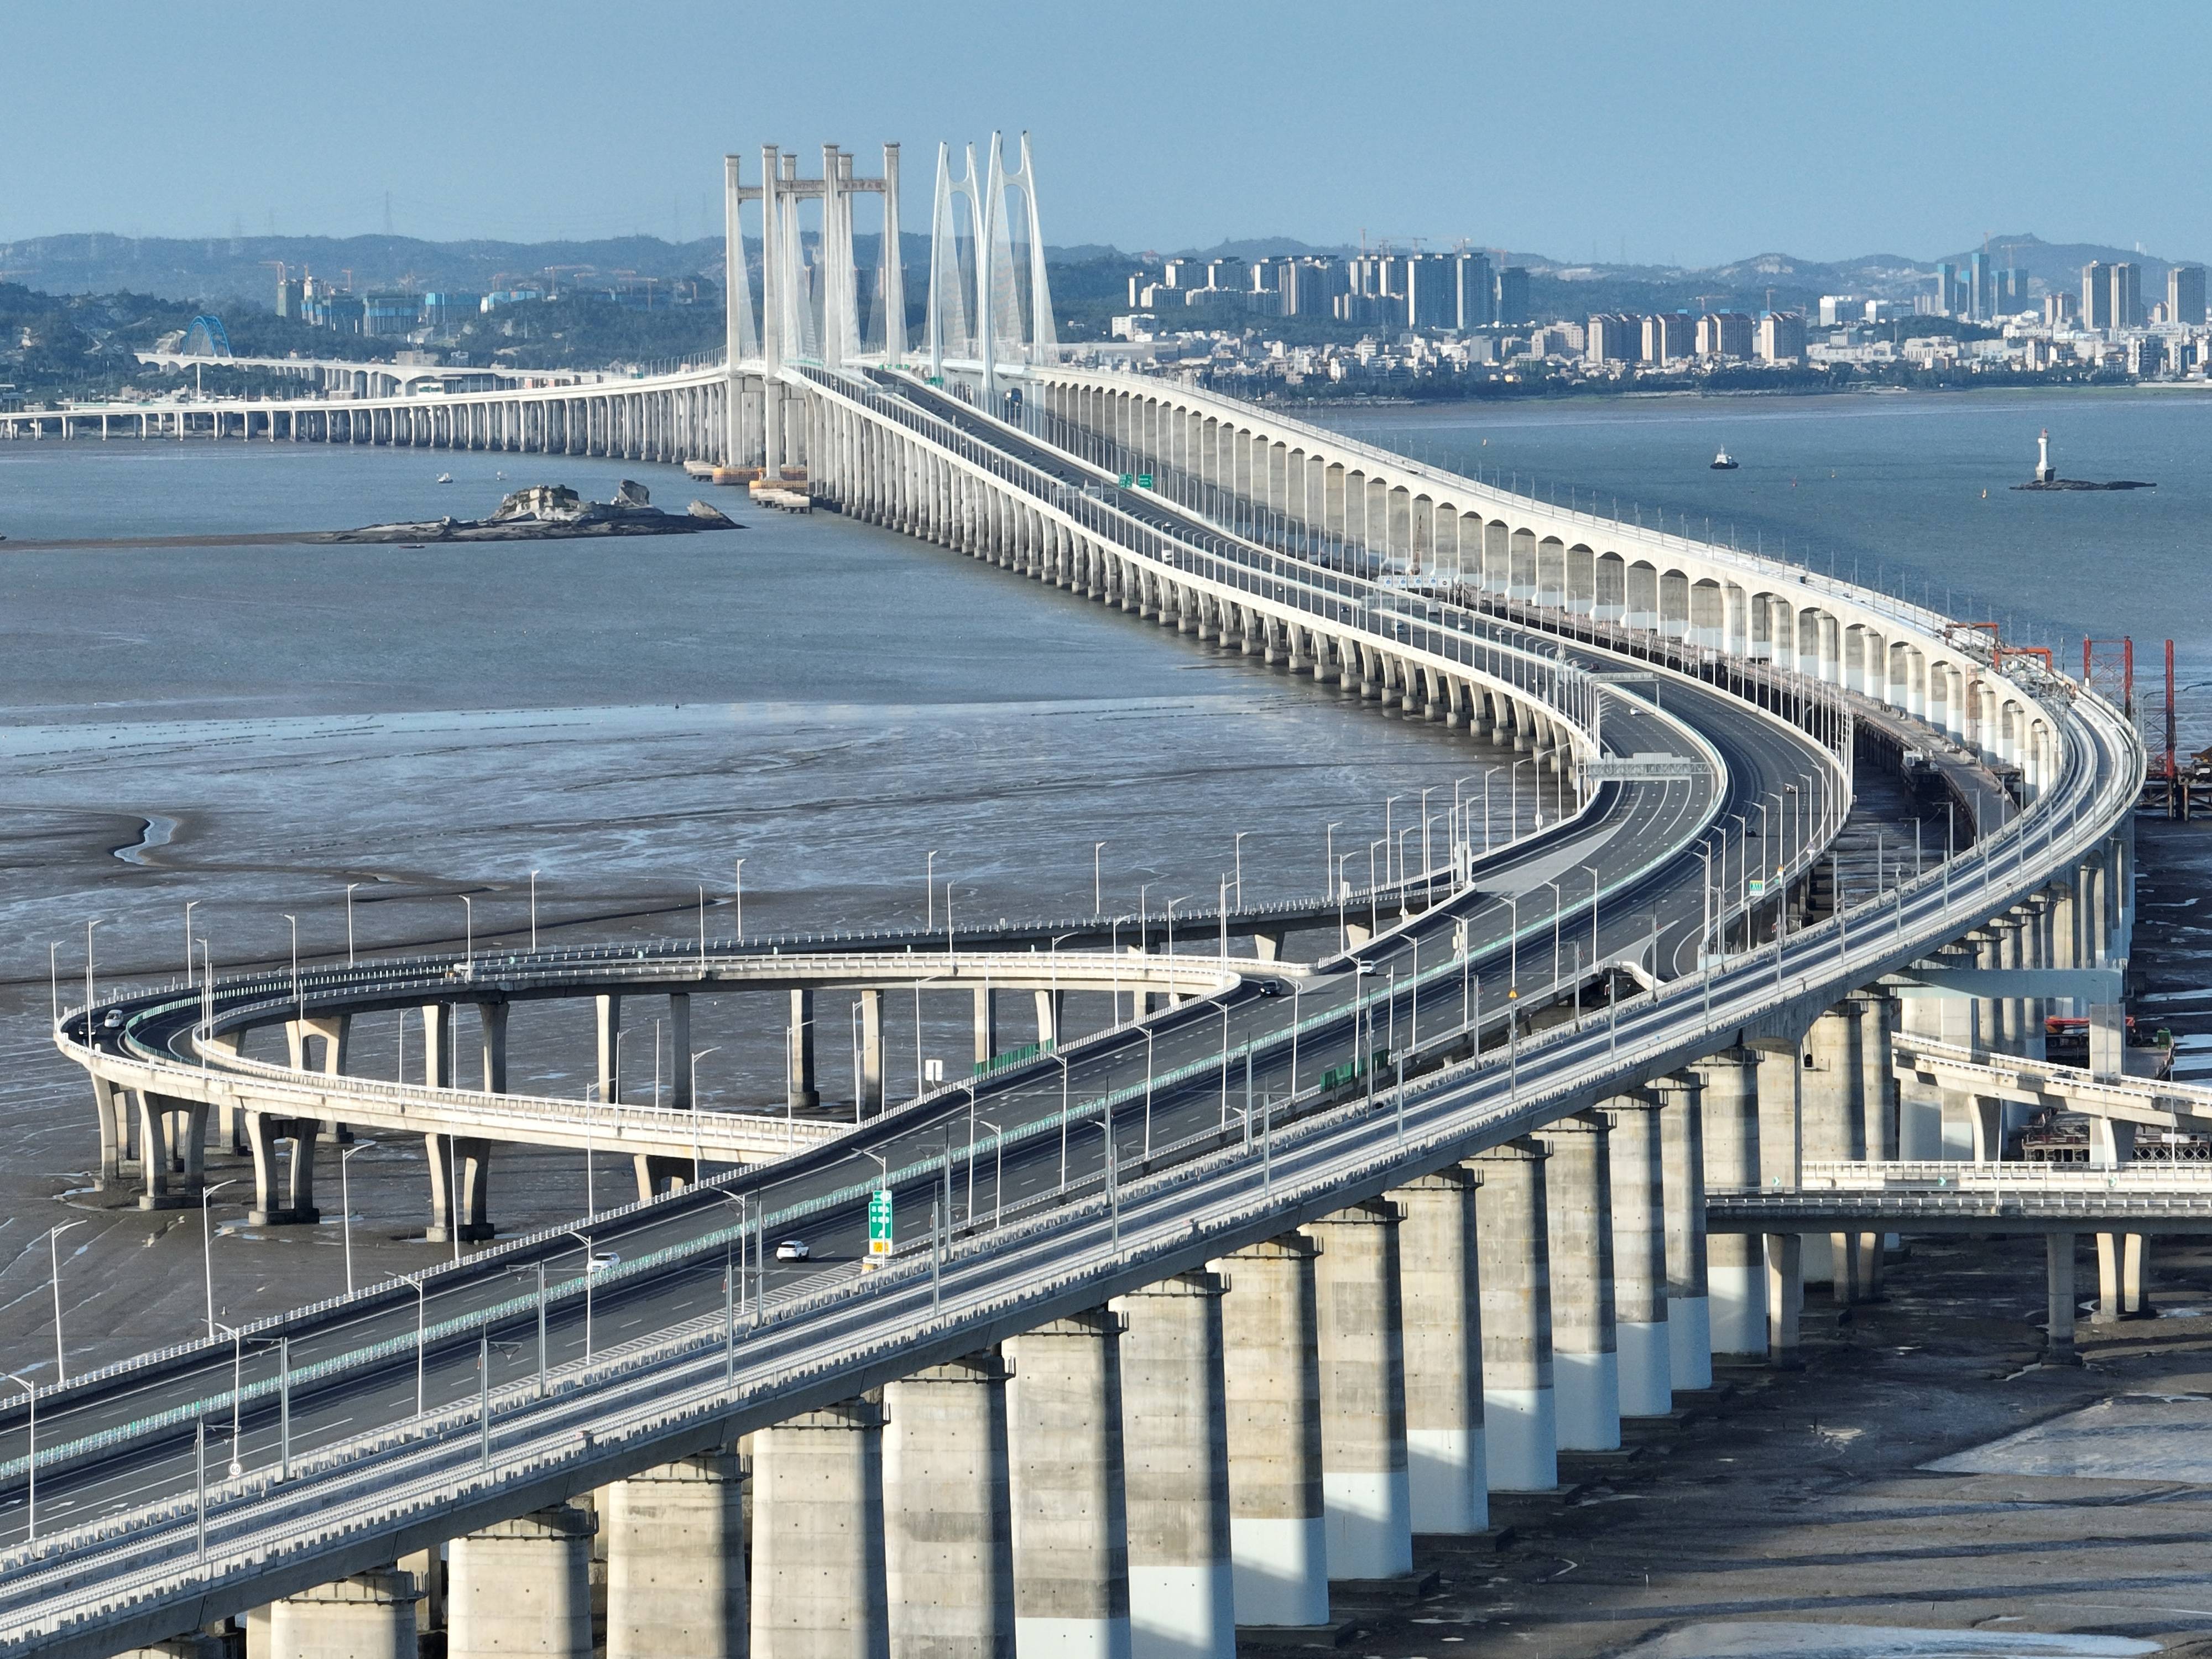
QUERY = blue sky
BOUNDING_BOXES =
[9,0,2206,265]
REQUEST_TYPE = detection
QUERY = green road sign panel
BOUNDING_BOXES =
[1118,473,1134,487]
[1136,473,1154,488]
[868,1188,894,1255]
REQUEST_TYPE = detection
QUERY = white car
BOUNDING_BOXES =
[774,1238,810,1262]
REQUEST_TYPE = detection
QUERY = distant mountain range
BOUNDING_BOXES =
[0,227,2190,310]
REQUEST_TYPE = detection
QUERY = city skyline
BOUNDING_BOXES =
[12,0,2212,265]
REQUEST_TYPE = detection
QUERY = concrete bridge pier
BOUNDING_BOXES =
[1006,1308,1133,1658]
[1605,1095,1672,1417]
[1799,1005,1861,1291]
[1390,1166,1487,1533]
[750,1398,891,1659]
[1654,1073,1712,1390]
[1474,1139,1557,1491]
[1539,1115,1619,1450]
[973,988,998,1071]
[1213,1234,1328,1627]
[2095,1233,2151,1322]
[2047,1234,2079,1363]
[421,1003,457,1091]
[1114,1271,1235,1659]
[448,1505,596,1659]
[474,1003,508,1094]
[1694,1049,1765,1359]
[1307,1201,1413,1580]
[243,1113,319,1225]
[842,988,881,1116]
[267,1567,420,1659]
[881,1354,1015,1659]
[787,989,820,1110]
[596,994,622,1105]
[425,1133,493,1241]
[605,1453,747,1659]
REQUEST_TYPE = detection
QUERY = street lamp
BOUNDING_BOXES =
[283,914,301,1022]
[45,1220,86,1384]
[1233,831,1249,909]
[567,1229,597,1359]
[1093,842,1106,917]
[529,870,539,951]
[1384,795,1401,885]
[3,1370,36,1542]
[84,918,104,1036]
[1325,822,1341,900]
[343,885,359,966]
[201,1179,238,1342]
[1165,895,1192,959]
[926,851,938,931]
[213,1322,246,1477]
[340,1140,377,1295]
[690,1048,721,1184]
[977,1117,1005,1229]
[733,858,745,942]
[185,899,201,980]
[458,895,474,967]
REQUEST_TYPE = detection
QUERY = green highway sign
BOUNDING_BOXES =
[1118,473,1134,487]
[868,1188,894,1256]
[1136,473,1154,488]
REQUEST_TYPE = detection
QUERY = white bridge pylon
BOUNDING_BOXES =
[719,133,1057,467]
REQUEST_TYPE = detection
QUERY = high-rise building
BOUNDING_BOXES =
[1933,262,1959,316]
[1406,255,1456,328]
[1454,252,1494,330]
[2044,291,2078,327]
[1585,313,1639,364]
[2082,262,2113,330]
[1641,311,1694,363]
[1697,312,1755,358]
[1968,251,1992,321]
[1757,312,1807,362]
[2110,262,2141,331]
[2170,264,2206,326]
[1998,267,2029,309]
[1493,266,1530,325]
[1280,258,1347,318]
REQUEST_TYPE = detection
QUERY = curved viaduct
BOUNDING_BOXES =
[0,140,2147,1659]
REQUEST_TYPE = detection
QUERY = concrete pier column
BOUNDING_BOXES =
[2047,1234,2078,1363]
[425,1134,493,1243]
[1754,1042,1803,1189]
[1114,1272,1234,1659]
[1035,989,1062,1047]
[883,1354,1014,1659]
[1764,1233,1804,1366]
[1800,1004,1863,1164]
[1473,1139,1556,1492]
[421,1003,456,1090]
[750,1399,891,1659]
[268,1567,420,1659]
[972,988,999,1069]
[1653,1073,1711,1389]
[789,988,820,1111]
[1693,1048,1764,1358]
[859,989,885,1117]
[1387,1166,1486,1533]
[1212,1234,1327,1627]
[135,1092,182,1209]
[595,993,623,1104]
[1537,1114,1619,1451]
[448,1505,595,1659]
[1305,1202,1412,1580]
[670,993,694,1109]
[2095,1233,2150,1322]
[473,1002,509,1094]
[1005,1308,1132,1659]
[1604,1095,1671,1417]
[604,1452,745,1659]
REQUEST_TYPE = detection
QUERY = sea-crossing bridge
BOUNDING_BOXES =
[0,135,2147,1659]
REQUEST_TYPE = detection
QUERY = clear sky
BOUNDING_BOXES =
[9,0,2207,266]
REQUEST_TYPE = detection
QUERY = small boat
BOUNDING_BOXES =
[1709,449,1739,471]
[435,472,454,484]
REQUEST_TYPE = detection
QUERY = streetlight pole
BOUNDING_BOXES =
[185,900,201,981]
[84,918,103,1037]
[690,1048,720,1185]
[46,1220,86,1384]
[927,851,938,931]
[733,858,745,942]
[567,1229,596,1359]
[201,1178,238,1341]
[528,870,539,951]
[1233,831,1249,909]
[283,914,301,1022]
[3,1371,35,1542]
[1325,822,1340,902]
[1093,842,1106,917]
[343,885,359,967]
[458,895,473,968]
[1384,795,1401,885]
[340,1140,375,1295]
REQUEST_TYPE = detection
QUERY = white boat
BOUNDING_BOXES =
[435,472,454,484]
[1710,449,1739,471]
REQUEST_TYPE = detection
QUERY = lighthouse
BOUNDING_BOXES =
[2035,427,2056,484]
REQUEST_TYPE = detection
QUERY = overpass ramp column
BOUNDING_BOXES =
[1693,1048,1765,1359]
[421,1003,456,1090]
[882,1353,1015,1659]
[1305,1201,1412,1579]
[1654,1073,1712,1390]
[1473,1139,1556,1491]
[1211,1234,1328,1626]
[474,1003,508,1093]
[425,1134,492,1243]
[449,1504,596,1659]
[859,990,884,1116]
[750,1397,891,1659]
[265,1566,420,1659]
[1114,1271,1235,1659]
[596,994,623,1105]
[1799,1005,1861,1292]
[1537,1114,1619,1451]
[788,989,819,1111]
[669,993,693,1108]
[973,989,998,1070]
[2047,1234,2080,1363]
[1605,1094,1671,1417]
[1388,1165,1486,1533]
[1005,1307,1133,1658]
[244,1114,320,1225]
